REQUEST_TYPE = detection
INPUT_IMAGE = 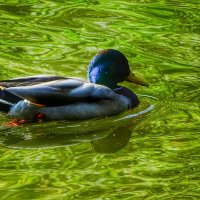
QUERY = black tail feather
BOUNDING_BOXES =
[0,90,23,103]
[0,100,13,113]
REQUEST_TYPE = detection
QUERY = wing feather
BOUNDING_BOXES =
[5,79,117,107]
[0,75,77,87]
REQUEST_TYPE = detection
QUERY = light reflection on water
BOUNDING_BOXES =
[0,0,199,199]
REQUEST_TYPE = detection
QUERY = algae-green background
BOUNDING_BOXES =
[0,0,199,199]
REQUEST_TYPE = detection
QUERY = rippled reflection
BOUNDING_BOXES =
[0,97,154,150]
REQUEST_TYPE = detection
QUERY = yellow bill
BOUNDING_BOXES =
[126,72,149,87]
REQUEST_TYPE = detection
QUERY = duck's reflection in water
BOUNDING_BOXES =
[91,126,132,153]
[1,103,154,153]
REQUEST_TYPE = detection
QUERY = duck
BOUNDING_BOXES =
[0,49,148,122]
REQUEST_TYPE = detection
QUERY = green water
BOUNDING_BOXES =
[0,0,200,199]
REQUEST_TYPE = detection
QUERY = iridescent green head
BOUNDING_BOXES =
[88,49,148,89]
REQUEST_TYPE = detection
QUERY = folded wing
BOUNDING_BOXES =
[3,78,117,107]
[0,75,71,87]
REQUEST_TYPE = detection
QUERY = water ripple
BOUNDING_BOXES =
[0,0,200,199]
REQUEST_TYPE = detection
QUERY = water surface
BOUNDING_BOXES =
[0,0,199,199]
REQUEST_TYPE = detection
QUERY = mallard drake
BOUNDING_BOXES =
[0,49,148,121]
